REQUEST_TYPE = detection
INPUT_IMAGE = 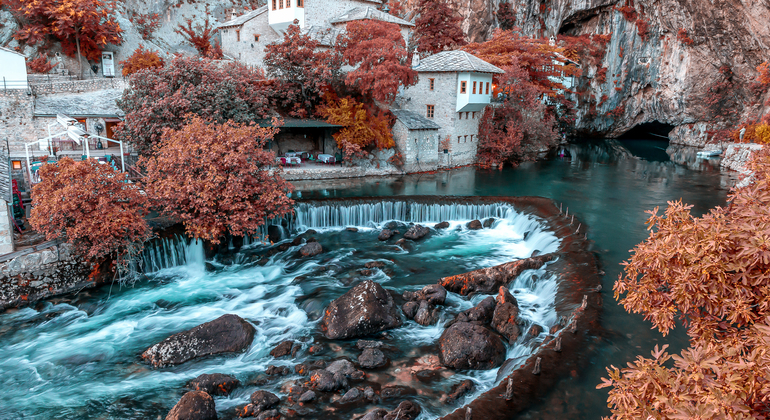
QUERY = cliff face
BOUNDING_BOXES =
[422,0,770,145]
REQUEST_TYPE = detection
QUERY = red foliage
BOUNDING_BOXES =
[319,94,395,159]
[703,66,740,122]
[496,1,517,31]
[336,20,417,103]
[119,45,164,76]
[141,116,294,244]
[615,6,637,21]
[7,0,123,62]
[175,16,222,59]
[635,19,649,41]
[758,62,770,87]
[608,105,624,119]
[116,56,271,155]
[677,28,694,46]
[595,67,608,83]
[559,34,610,68]
[264,22,338,117]
[386,0,405,17]
[414,0,466,56]
[130,12,161,40]
[29,157,151,267]
[26,54,55,73]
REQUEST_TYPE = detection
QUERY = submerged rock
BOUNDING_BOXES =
[319,280,402,339]
[364,261,386,269]
[265,365,290,376]
[269,340,297,358]
[166,391,217,420]
[380,384,417,399]
[300,242,323,257]
[187,373,239,396]
[439,254,555,295]
[340,387,363,403]
[402,301,419,319]
[467,219,483,230]
[250,390,280,411]
[347,227,359,232]
[356,339,383,349]
[358,348,388,369]
[438,322,506,370]
[142,314,255,367]
[361,408,389,420]
[528,324,544,337]
[403,224,429,240]
[384,400,421,420]
[434,221,450,229]
[299,390,316,403]
[442,379,475,403]
[378,229,395,241]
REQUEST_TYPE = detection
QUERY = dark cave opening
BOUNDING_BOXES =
[618,121,676,140]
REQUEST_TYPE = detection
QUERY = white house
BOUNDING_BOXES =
[218,0,413,68]
[0,47,28,90]
[395,51,505,167]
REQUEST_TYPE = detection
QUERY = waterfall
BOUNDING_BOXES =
[292,201,526,230]
[140,235,204,273]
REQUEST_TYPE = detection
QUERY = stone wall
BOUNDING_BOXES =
[0,243,109,311]
[392,120,440,172]
[721,143,762,174]
[220,11,280,68]
[29,77,127,95]
[0,198,13,254]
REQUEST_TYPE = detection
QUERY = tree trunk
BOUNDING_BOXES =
[76,34,82,79]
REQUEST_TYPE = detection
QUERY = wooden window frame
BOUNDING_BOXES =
[279,0,284,9]
[236,30,240,42]
[472,81,477,94]
[297,0,304,6]
[11,161,22,170]
[286,0,290,7]
[272,0,277,10]
[458,136,461,143]
[460,81,467,94]
[486,82,490,94]
[429,78,435,91]
[254,34,260,41]
[426,104,435,118]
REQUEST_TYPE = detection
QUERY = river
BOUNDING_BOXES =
[0,139,735,419]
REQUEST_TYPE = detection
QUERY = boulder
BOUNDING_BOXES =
[267,226,283,243]
[142,314,255,367]
[365,261,386,269]
[378,229,395,241]
[403,224,429,240]
[250,390,280,411]
[361,408,389,420]
[256,409,279,420]
[326,359,356,376]
[358,348,388,369]
[455,296,496,325]
[269,340,296,358]
[380,385,417,400]
[166,391,217,420]
[402,301,419,319]
[442,379,475,403]
[483,218,495,228]
[265,365,290,376]
[384,400,421,420]
[346,227,359,232]
[309,369,343,392]
[299,390,316,403]
[439,254,555,295]
[528,324,544,337]
[340,387,363,403]
[300,242,323,257]
[319,280,402,339]
[467,220,483,230]
[434,221,450,229]
[414,300,439,326]
[403,284,447,306]
[491,287,520,344]
[187,373,239,396]
[438,322,506,370]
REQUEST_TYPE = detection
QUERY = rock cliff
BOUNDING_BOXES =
[403,0,770,145]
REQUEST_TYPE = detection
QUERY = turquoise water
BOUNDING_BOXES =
[0,139,734,419]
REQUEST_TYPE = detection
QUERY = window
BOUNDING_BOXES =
[11,161,21,170]
[460,81,467,94]
[464,135,468,143]
[286,0,290,7]
[236,30,240,41]
[297,0,303,6]
[254,34,260,41]
[429,78,435,91]
[426,105,435,118]
[472,81,477,94]
[279,0,283,9]
[472,112,476,119]
[458,136,461,143]
[272,0,276,9]
[470,134,474,142]
[465,112,469,119]
[486,82,490,94]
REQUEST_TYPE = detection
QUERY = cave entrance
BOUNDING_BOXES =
[616,121,676,162]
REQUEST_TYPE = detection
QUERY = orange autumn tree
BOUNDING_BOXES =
[141,116,294,243]
[120,45,164,76]
[336,19,417,103]
[8,0,123,77]
[319,94,394,160]
[29,158,151,268]
[599,148,770,419]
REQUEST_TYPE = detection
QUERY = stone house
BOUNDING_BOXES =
[391,110,441,173]
[217,0,413,68]
[393,51,505,168]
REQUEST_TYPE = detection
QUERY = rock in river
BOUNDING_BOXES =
[438,322,506,370]
[142,314,255,367]
[467,219,483,230]
[166,391,217,420]
[300,242,323,257]
[491,286,521,344]
[319,280,402,339]
[439,254,555,295]
[403,224,429,240]
[378,229,395,241]
[187,373,239,396]
[358,348,388,369]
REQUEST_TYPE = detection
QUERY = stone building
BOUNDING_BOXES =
[0,47,28,91]
[217,0,413,68]
[391,110,441,173]
[393,51,504,168]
